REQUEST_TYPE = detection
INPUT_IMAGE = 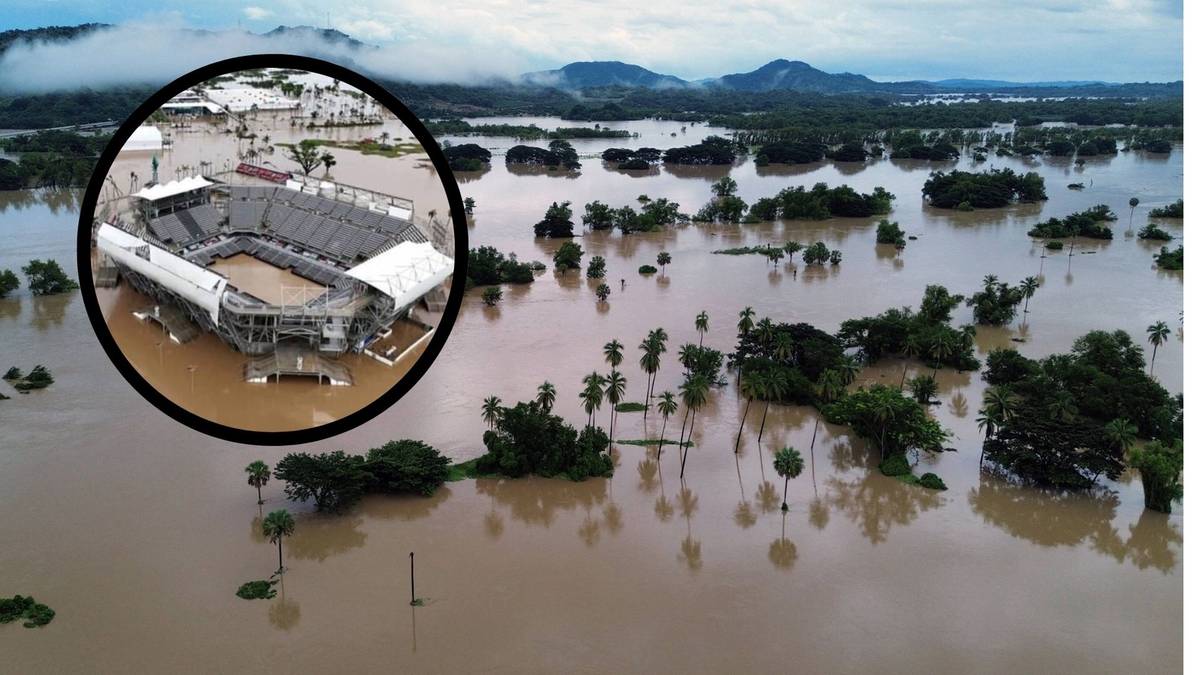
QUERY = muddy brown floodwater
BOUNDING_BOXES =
[91,96,452,431]
[0,115,1183,672]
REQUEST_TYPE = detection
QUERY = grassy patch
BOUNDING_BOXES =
[878,455,947,490]
[615,402,648,413]
[236,579,278,600]
[616,438,693,448]
[300,139,425,158]
[0,595,55,628]
[713,246,775,256]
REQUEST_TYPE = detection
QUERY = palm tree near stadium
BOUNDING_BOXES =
[655,391,679,461]
[536,381,557,412]
[262,509,295,575]
[773,447,804,511]
[604,370,627,448]
[1146,321,1171,377]
[246,460,270,505]
[695,310,710,347]
[735,371,764,451]
[580,372,604,427]
[481,396,502,430]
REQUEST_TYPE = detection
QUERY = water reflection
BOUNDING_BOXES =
[268,586,301,631]
[768,513,798,570]
[287,513,368,562]
[476,476,606,527]
[827,470,945,544]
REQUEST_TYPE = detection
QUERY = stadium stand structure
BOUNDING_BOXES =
[97,174,453,367]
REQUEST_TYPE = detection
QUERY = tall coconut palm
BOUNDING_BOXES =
[655,391,678,461]
[603,339,624,370]
[983,274,998,292]
[898,334,920,387]
[773,446,804,511]
[645,328,668,418]
[481,396,502,430]
[757,366,786,443]
[262,509,295,575]
[679,376,710,478]
[579,372,604,427]
[695,310,709,347]
[1147,321,1171,376]
[246,460,270,505]
[535,381,556,412]
[1104,418,1138,455]
[1019,276,1039,314]
[737,306,756,337]
[639,335,662,416]
[1128,196,1140,231]
[929,333,953,384]
[978,384,1018,466]
[874,395,901,455]
[834,356,861,389]
[735,371,764,451]
[604,370,627,447]
[773,332,794,363]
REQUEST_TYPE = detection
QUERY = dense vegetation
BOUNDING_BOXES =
[3,365,54,391]
[582,196,687,233]
[21,259,78,295]
[1154,245,1183,271]
[466,246,540,287]
[0,130,112,188]
[754,140,825,164]
[838,285,980,371]
[1148,199,1183,218]
[966,276,1028,326]
[442,143,492,171]
[534,201,576,237]
[1129,441,1184,513]
[1027,205,1117,240]
[749,183,894,220]
[875,219,907,246]
[662,136,738,165]
[505,140,580,169]
[729,318,846,405]
[0,595,55,628]
[922,169,1046,209]
[825,385,949,458]
[273,439,452,513]
[474,400,614,480]
[0,269,18,298]
[981,332,1182,489]
[1137,224,1173,242]
[425,119,631,140]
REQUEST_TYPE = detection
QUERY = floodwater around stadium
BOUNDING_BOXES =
[91,87,453,431]
[0,116,1183,672]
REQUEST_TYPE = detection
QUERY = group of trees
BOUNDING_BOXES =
[966,274,1038,326]
[505,140,581,169]
[1148,199,1183,219]
[271,439,452,513]
[476,396,614,481]
[754,140,826,165]
[1154,245,1183,271]
[694,176,747,223]
[838,284,981,374]
[443,142,492,171]
[0,269,18,298]
[1026,205,1117,240]
[12,260,77,296]
[922,169,1047,209]
[427,119,631,141]
[1137,224,1173,242]
[748,182,894,221]
[283,140,336,176]
[466,246,540,287]
[0,129,112,188]
[581,195,687,233]
[3,365,54,391]
[875,219,907,247]
[601,146,661,170]
[662,136,738,165]
[979,330,1182,499]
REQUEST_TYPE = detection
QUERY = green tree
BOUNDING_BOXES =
[536,381,557,412]
[262,509,295,574]
[463,197,476,215]
[1019,276,1039,314]
[737,306,756,337]
[712,176,738,197]
[1104,418,1138,455]
[320,151,336,174]
[656,251,671,273]
[579,372,604,427]
[482,286,502,306]
[273,451,370,513]
[695,310,709,347]
[638,335,661,416]
[655,391,678,461]
[603,339,624,370]
[596,283,611,303]
[679,376,710,478]
[783,241,801,262]
[553,241,584,270]
[735,371,764,450]
[586,255,607,279]
[245,460,270,505]
[1129,441,1183,513]
[21,259,77,296]
[1146,321,1171,376]
[285,139,323,175]
[604,370,627,447]
[757,366,786,443]
[773,446,804,511]
[0,269,18,298]
[481,396,502,429]
[1128,196,1140,230]
[907,374,938,404]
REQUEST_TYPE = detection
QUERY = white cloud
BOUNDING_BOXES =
[242,6,272,21]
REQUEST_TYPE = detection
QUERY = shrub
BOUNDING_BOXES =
[1148,199,1182,218]
[1155,245,1183,271]
[236,580,278,600]
[482,286,502,306]
[875,219,907,246]
[918,473,948,490]
[1045,241,1065,250]
[879,453,911,476]
[0,269,18,298]
[1129,441,1183,513]
[1137,224,1173,241]
[638,264,656,275]
[0,595,55,628]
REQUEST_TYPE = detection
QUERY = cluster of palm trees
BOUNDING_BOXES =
[243,460,295,575]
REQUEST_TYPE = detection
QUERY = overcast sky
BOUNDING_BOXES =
[1,0,1184,86]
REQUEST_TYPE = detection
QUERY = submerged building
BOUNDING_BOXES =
[96,171,453,382]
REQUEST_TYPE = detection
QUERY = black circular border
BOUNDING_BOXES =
[76,54,468,446]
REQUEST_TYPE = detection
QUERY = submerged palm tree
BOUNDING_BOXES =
[1147,321,1171,377]
[1104,418,1138,455]
[977,384,1018,465]
[695,310,709,347]
[639,335,662,416]
[757,366,786,443]
[1020,276,1040,314]
[536,381,556,412]
[579,372,604,427]
[773,447,804,512]
[737,306,756,337]
[655,391,678,461]
[262,509,295,575]
[874,395,901,455]
[735,371,764,451]
[898,334,920,387]
[679,376,710,478]
[246,460,270,505]
[603,338,624,370]
[604,370,627,446]
[1047,390,1077,422]
[481,396,502,429]
[929,333,953,384]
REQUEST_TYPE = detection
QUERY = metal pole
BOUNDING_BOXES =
[409,551,416,606]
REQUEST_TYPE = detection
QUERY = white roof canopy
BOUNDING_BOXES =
[134,176,213,202]
[345,241,453,308]
[96,223,227,324]
[122,125,163,152]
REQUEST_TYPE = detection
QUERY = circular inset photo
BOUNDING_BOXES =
[78,56,466,443]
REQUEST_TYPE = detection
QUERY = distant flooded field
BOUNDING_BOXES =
[0,114,1182,672]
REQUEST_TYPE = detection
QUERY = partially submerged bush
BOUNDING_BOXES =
[0,595,55,628]
[236,579,278,600]
[879,453,912,477]
[918,473,948,490]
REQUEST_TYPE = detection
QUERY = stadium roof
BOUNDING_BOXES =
[122,125,163,152]
[134,176,213,202]
[96,223,227,324]
[344,241,453,308]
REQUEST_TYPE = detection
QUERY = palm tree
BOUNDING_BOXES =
[783,241,801,262]
[679,377,710,478]
[246,460,270,505]
[757,366,786,443]
[639,335,662,416]
[978,384,1017,466]
[604,370,627,447]
[737,306,756,337]
[1104,418,1138,455]
[834,356,861,389]
[773,447,804,511]
[773,332,794,363]
[603,339,624,371]
[655,391,678,461]
[1019,276,1039,314]
[1146,321,1171,376]
[929,333,953,384]
[1047,390,1077,422]
[735,371,764,451]
[580,372,604,427]
[481,396,502,429]
[695,311,709,347]
[535,381,556,412]
[898,334,920,387]
[1128,196,1140,231]
[983,274,998,292]
[262,509,295,575]
[874,396,901,455]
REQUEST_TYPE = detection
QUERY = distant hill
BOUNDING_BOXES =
[710,59,880,93]
[0,23,110,52]
[933,78,1112,89]
[521,61,690,89]
[263,25,368,50]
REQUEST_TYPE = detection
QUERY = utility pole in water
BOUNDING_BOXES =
[409,551,417,606]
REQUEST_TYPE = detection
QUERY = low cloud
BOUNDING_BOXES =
[243,7,272,21]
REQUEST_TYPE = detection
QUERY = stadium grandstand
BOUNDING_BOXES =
[96,171,454,379]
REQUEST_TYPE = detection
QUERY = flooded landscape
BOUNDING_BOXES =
[0,109,1183,671]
